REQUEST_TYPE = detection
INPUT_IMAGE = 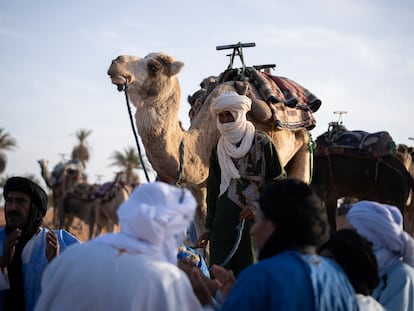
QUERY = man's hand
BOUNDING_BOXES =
[239,203,257,220]
[197,231,211,248]
[211,265,236,301]
[0,228,21,269]
[178,257,215,306]
[46,231,60,262]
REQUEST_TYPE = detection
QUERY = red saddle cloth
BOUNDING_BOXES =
[315,125,396,158]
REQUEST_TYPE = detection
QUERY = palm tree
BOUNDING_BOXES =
[0,128,17,174]
[0,174,42,188]
[109,146,144,185]
[71,128,92,167]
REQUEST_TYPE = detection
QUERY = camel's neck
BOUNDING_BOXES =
[39,163,52,188]
[128,88,214,184]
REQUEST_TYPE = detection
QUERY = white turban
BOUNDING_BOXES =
[347,200,414,276]
[93,182,197,264]
[210,91,256,196]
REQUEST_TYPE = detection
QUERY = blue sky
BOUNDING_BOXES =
[1,0,413,189]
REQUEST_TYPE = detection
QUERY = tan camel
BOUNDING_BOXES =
[94,172,133,236]
[107,53,311,235]
[38,159,85,226]
[396,144,414,234]
[38,159,100,240]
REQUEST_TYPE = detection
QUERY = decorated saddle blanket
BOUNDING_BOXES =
[208,68,321,130]
[66,182,100,201]
[95,182,114,200]
[257,71,321,130]
[315,125,396,158]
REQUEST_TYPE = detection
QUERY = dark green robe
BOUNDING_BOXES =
[206,131,286,276]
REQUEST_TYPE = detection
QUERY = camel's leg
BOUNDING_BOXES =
[94,222,102,237]
[404,200,414,236]
[325,199,337,233]
[107,219,115,233]
[94,202,103,237]
[66,216,75,231]
[88,210,95,240]
[58,201,67,230]
[52,205,59,229]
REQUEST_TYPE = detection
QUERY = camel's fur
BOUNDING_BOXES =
[396,144,414,234]
[94,173,132,236]
[107,53,310,236]
[38,159,86,226]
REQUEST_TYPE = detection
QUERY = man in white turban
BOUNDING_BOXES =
[198,91,286,276]
[347,200,414,311]
[34,182,212,311]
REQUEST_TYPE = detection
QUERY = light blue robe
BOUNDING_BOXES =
[222,250,360,311]
[0,227,80,311]
[372,261,414,311]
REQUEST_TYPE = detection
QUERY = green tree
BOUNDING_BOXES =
[109,146,145,185]
[71,128,92,167]
[0,128,17,174]
[0,174,42,188]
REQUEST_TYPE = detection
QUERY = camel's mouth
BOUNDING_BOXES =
[107,64,132,90]
[108,74,130,92]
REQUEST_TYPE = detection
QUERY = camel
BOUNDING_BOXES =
[57,186,99,240]
[107,52,314,236]
[94,172,133,236]
[310,127,414,233]
[396,144,414,234]
[38,159,85,226]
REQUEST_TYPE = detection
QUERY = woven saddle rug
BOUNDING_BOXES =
[188,68,321,130]
[256,71,321,130]
[315,125,396,158]
[66,182,100,201]
[95,181,131,202]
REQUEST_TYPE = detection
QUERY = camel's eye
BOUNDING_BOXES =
[147,60,162,73]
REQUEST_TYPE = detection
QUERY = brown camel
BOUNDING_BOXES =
[396,144,414,234]
[107,53,313,236]
[38,159,101,239]
[310,128,414,234]
[94,172,133,236]
[38,159,85,226]
[57,186,99,240]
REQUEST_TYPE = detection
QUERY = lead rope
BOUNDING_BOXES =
[175,140,184,185]
[218,219,245,268]
[122,81,151,183]
[308,132,316,184]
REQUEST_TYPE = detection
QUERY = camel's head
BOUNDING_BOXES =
[38,159,47,166]
[107,53,184,97]
[396,144,413,171]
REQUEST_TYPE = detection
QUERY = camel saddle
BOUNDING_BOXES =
[315,124,396,158]
[217,67,321,130]
[66,182,100,201]
[51,159,85,186]
[95,181,130,202]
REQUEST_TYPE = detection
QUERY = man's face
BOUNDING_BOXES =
[5,191,31,229]
[218,111,235,124]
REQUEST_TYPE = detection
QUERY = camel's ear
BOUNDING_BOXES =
[170,61,184,76]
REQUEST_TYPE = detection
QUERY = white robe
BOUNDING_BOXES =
[34,242,205,311]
